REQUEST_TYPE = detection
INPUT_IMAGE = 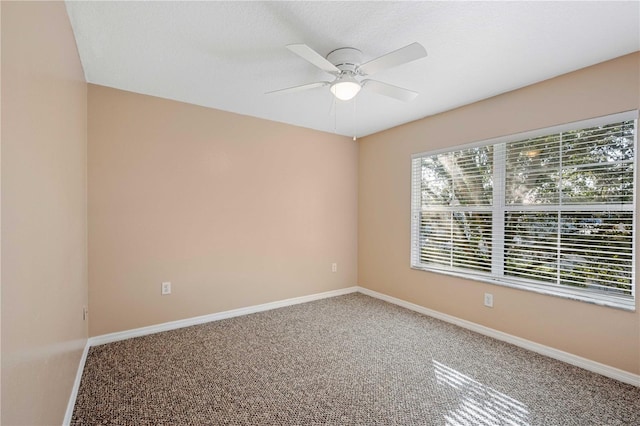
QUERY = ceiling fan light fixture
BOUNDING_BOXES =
[330,74,361,101]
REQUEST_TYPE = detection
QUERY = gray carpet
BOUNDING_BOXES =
[71,293,640,425]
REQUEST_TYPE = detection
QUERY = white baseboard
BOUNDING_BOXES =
[89,286,359,346]
[67,282,637,422]
[357,286,640,387]
[64,286,358,424]
[63,340,90,426]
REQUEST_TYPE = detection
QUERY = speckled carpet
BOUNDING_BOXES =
[71,293,639,425]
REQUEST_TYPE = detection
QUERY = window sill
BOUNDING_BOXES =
[410,264,636,312]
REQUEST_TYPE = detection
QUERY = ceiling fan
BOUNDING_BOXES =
[267,42,427,102]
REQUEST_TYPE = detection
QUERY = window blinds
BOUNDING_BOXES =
[411,112,637,309]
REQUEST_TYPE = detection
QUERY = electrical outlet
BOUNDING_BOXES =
[484,293,493,308]
[161,282,172,295]
[82,306,88,321]
[331,263,337,273]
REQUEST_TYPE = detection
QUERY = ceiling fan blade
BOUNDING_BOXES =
[265,81,330,95]
[286,44,340,75]
[358,42,427,76]
[361,79,419,102]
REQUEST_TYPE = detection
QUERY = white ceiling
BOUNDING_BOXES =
[65,1,640,138]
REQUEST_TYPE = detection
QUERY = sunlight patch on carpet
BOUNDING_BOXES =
[434,360,529,425]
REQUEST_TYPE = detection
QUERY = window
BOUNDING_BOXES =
[411,112,637,310]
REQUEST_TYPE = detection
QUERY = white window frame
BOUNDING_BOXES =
[411,111,638,311]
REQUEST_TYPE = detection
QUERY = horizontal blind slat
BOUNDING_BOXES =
[411,114,636,305]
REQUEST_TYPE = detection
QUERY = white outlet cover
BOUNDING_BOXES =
[484,293,493,307]
[162,282,171,295]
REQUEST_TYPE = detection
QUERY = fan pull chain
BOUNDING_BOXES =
[353,97,357,141]
[333,96,337,134]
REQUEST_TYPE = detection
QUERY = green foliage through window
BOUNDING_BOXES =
[411,113,637,309]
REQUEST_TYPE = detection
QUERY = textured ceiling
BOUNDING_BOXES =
[65,1,640,138]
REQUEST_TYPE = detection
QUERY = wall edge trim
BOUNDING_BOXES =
[68,282,637,421]
[357,286,640,387]
[88,286,359,346]
[63,340,91,426]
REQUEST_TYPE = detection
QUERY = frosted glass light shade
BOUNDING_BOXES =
[330,75,361,101]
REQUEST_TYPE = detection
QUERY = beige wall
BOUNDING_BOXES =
[358,52,640,375]
[88,85,358,336]
[0,5,636,425]
[1,2,88,425]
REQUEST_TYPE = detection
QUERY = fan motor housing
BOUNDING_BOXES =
[326,47,362,73]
